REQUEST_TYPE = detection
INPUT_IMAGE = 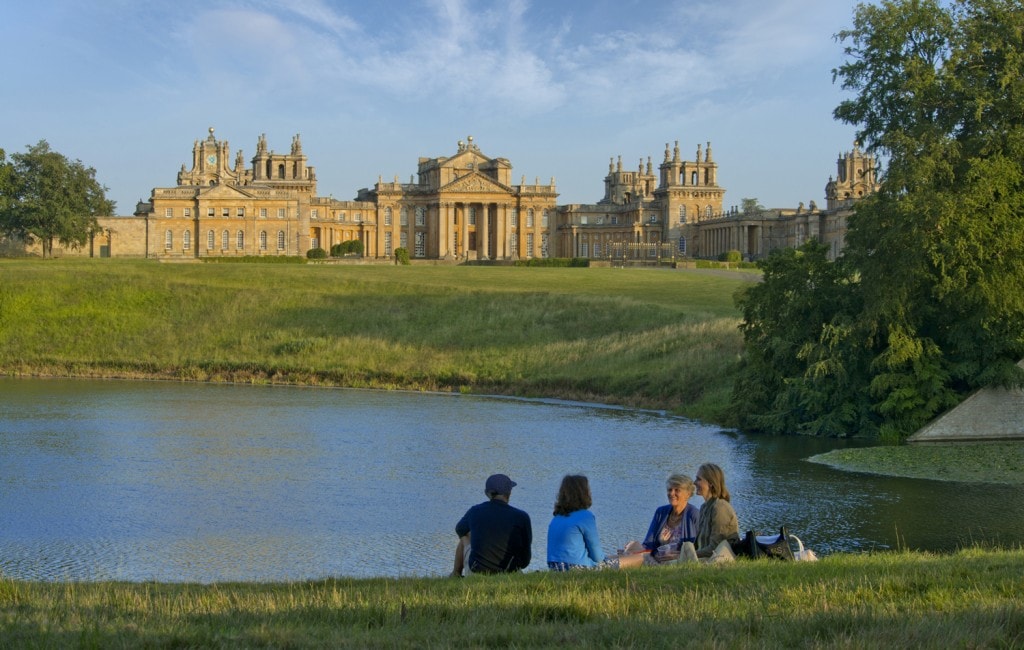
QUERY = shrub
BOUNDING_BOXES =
[306,248,327,259]
[394,247,411,265]
[720,250,742,264]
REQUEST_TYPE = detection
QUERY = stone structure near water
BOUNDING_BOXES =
[908,360,1024,443]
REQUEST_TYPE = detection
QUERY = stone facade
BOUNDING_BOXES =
[26,130,876,262]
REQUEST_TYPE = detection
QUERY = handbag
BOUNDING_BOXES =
[730,526,797,560]
[789,534,818,562]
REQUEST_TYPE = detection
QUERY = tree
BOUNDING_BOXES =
[732,0,1024,441]
[741,197,764,214]
[0,141,114,257]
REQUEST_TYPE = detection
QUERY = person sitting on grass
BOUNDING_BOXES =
[679,462,740,563]
[621,473,700,564]
[452,473,532,576]
[546,474,644,571]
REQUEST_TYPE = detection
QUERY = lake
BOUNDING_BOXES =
[1,377,1020,582]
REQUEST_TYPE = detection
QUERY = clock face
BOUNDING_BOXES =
[207,154,217,165]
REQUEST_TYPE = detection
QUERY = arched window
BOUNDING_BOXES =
[277,164,285,179]
[207,230,215,250]
[277,230,286,250]
[705,205,713,218]
[415,207,426,226]
[691,171,698,185]
[221,230,229,250]
[164,230,173,250]
[183,230,191,250]
[400,207,409,226]
[236,230,244,249]
[259,231,268,250]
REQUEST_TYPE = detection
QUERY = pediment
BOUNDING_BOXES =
[441,172,511,194]
[197,183,257,199]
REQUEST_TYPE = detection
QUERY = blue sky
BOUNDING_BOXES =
[2,0,863,215]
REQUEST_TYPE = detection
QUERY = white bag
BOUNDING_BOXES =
[789,534,818,562]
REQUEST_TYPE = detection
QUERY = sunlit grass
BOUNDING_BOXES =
[809,442,1024,484]
[0,259,746,419]
[1,549,1022,647]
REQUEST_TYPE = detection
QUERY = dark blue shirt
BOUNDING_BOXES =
[456,498,532,573]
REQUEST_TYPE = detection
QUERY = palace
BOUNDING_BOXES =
[29,129,878,262]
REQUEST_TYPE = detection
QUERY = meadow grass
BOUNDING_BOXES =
[0,259,746,420]
[1,549,1021,648]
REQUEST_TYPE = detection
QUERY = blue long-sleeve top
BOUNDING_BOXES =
[546,509,606,567]
[642,503,700,558]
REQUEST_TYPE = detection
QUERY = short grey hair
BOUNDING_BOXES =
[666,473,695,495]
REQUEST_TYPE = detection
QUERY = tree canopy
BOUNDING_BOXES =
[0,140,114,257]
[731,0,1024,441]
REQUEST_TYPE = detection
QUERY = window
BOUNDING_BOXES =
[581,242,589,258]
[165,208,173,217]
[678,236,687,255]
[311,208,318,219]
[509,236,518,258]
[207,208,215,217]
[236,230,244,249]
[468,206,476,225]
[222,208,229,217]
[414,232,425,257]
[384,207,393,226]
[339,211,346,222]
[207,230,214,250]
[705,206,712,218]
[164,230,173,249]
[581,216,588,225]
[259,231,268,250]
[415,207,425,226]
[510,208,518,227]
[384,231,392,256]
[260,208,267,218]
[649,214,658,224]
[400,232,408,249]
[354,212,362,223]
[542,210,549,227]
[277,230,285,250]
[527,209,534,228]
[526,233,534,258]
[542,234,549,258]
[400,208,409,226]
[221,230,229,250]
[237,207,245,217]
[611,216,618,225]
[678,205,686,222]
[277,208,285,218]
[184,208,191,218]
[183,230,191,249]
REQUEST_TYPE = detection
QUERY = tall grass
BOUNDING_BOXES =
[1,549,1021,647]
[0,260,747,420]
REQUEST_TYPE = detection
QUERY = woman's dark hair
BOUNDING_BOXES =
[697,463,731,502]
[553,474,592,516]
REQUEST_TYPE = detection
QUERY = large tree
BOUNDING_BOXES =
[732,0,1024,441]
[0,140,114,257]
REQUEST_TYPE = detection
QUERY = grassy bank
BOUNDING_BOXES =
[0,259,746,422]
[810,442,1024,484]
[2,549,1021,647]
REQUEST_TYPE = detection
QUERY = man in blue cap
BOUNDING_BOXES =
[452,473,532,576]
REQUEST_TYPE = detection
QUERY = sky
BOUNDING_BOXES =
[2,0,866,215]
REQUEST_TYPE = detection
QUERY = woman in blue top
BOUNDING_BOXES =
[622,473,700,563]
[546,474,621,571]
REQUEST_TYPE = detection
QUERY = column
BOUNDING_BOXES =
[496,203,507,259]
[479,203,490,259]
[460,204,469,259]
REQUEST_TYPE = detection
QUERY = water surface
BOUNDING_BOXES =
[1,378,1020,582]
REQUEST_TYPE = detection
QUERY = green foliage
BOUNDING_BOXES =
[737,0,1024,440]
[202,255,306,264]
[394,247,411,265]
[741,198,764,214]
[719,250,742,263]
[513,257,589,267]
[306,247,327,259]
[330,240,364,257]
[0,141,114,257]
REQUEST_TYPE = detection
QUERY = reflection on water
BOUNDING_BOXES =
[1,378,1021,582]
